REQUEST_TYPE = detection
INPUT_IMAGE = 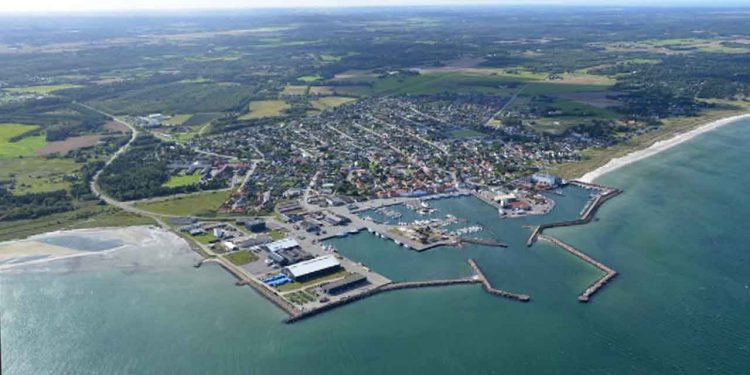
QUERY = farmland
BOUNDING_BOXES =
[0,124,47,158]
[239,100,290,120]
[310,96,356,111]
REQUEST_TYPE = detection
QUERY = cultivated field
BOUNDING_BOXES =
[239,100,290,119]
[36,135,103,156]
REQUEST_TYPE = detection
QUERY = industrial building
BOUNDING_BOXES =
[263,238,313,266]
[283,255,341,282]
[320,273,368,295]
[244,219,267,233]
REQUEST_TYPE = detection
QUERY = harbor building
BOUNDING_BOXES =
[283,255,341,282]
[531,174,561,189]
[321,273,368,295]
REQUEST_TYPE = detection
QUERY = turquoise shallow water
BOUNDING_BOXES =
[2,119,750,374]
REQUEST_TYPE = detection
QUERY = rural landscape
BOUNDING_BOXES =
[2,5,750,375]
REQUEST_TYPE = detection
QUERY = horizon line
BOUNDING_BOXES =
[2,3,749,16]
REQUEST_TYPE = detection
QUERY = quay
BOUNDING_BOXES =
[467,259,530,302]
[538,234,617,303]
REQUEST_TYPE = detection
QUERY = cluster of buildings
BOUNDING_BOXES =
[189,94,587,214]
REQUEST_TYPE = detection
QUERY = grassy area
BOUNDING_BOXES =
[550,101,750,179]
[238,100,290,120]
[224,250,259,265]
[0,124,48,158]
[522,82,613,95]
[162,172,201,188]
[371,72,521,96]
[133,190,231,216]
[549,98,620,119]
[0,157,80,194]
[5,84,81,94]
[277,269,350,292]
[310,96,357,111]
[297,75,322,82]
[286,290,317,304]
[268,229,286,240]
[451,129,486,138]
[192,233,219,244]
[182,113,223,126]
[281,85,308,96]
[168,114,193,125]
[0,204,154,242]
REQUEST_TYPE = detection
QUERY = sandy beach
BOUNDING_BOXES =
[579,113,750,183]
[0,226,188,270]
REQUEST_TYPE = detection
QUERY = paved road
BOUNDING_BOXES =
[484,84,526,127]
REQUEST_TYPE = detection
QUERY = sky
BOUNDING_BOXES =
[0,0,746,14]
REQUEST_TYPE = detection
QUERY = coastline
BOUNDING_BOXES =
[578,113,750,183]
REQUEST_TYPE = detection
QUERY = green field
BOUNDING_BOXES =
[522,82,613,95]
[224,250,259,265]
[183,113,223,126]
[5,84,81,94]
[370,72,523,96]
[162,172,201,188]
[192,233,219,244]
[310,96,357,111]
[89,81,250,115]
[549,98,620,119]
[133,190,231,216]
[239,100,290,120]
[0,124,48,158]
[0,157,80,194]
[281,85,308,96]
[297,75,322,82]
[450,129,486,138]
[167,114,193,125]
[268,229,286,240]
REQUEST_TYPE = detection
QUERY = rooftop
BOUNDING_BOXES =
[284,255,340,278]
[265,238,299,253]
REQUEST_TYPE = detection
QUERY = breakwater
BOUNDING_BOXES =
[467,259,530,302]
[538,234,617,302]
[460,237,508,248]
[526,181,622,247]
[285,277,480,324]
[285,259,535,323]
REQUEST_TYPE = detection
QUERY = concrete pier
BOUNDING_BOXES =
[460,237,508,248]
[538,234,617,303]
[467,259,531,302]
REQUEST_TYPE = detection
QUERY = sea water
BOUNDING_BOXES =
[2,119,750,374]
